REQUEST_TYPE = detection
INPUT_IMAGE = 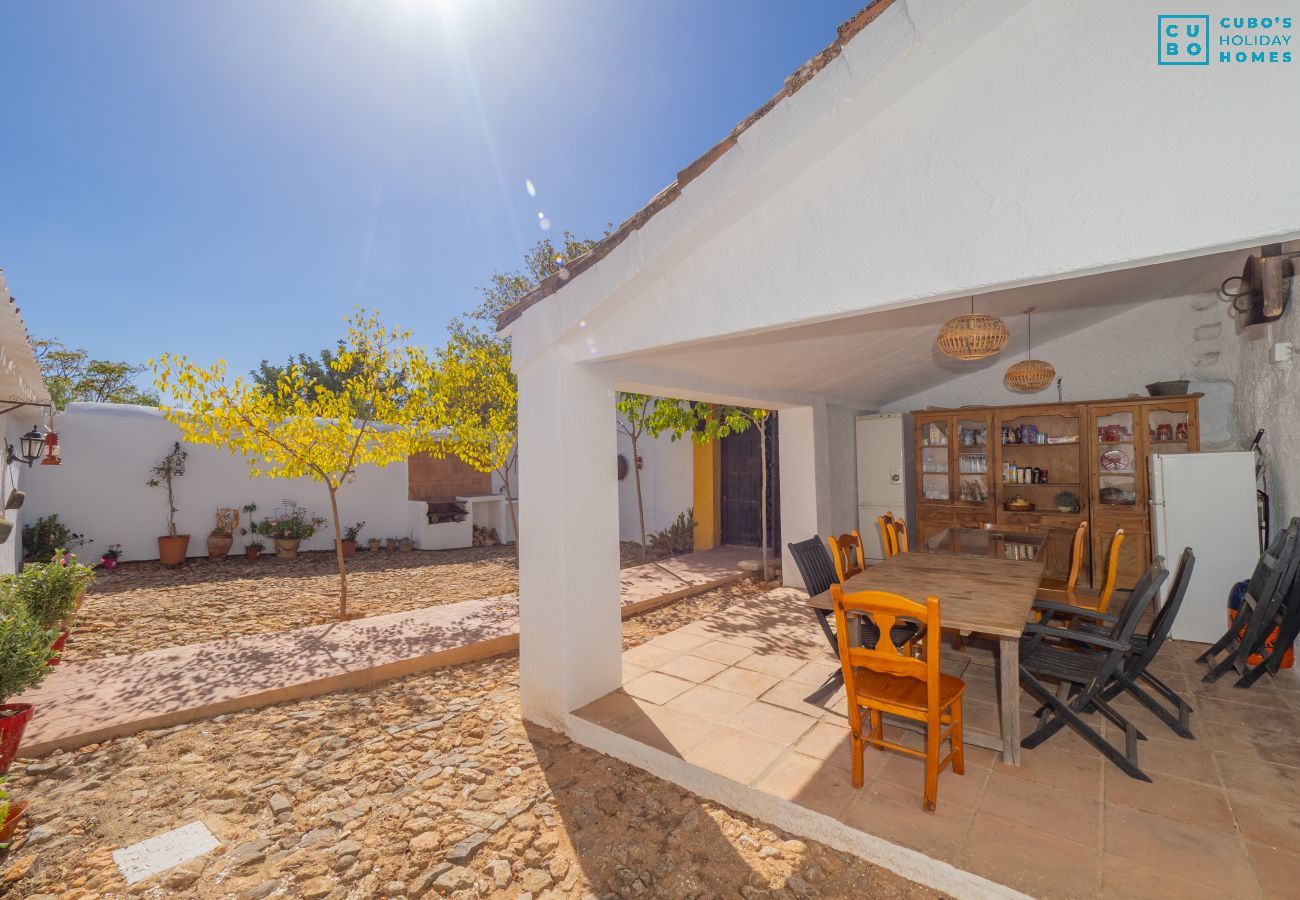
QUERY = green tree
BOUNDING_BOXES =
[33,338,160,409]
[616,393,684,562]
[661,402,775,583]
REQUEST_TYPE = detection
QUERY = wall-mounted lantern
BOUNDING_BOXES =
[1223,244,1296,326]
[6,427,48,467]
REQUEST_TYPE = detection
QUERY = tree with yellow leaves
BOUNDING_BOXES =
[431,332,519,548]
[151,310,435,619]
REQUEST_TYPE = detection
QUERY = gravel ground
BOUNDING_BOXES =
[3,583,939,899]
[66,542,667,663]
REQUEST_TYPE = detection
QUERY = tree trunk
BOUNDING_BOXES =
[499,465,519,554]
[327,483,348,620]
[631,432,648,563]
[166,476,178,537]
[758,418,769,585]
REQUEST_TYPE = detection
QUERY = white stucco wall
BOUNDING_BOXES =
[883,295,1245,450]
[1234,286,1300,529]
[615,425,693,544]
[1,419,38,574]
[22,403,417,562]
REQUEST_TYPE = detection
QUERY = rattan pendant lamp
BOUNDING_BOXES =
[936,296,1008,360]
[1004,307,1056,392]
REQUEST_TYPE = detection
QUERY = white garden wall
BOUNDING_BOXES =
[22,403,416,563]
[615,425,693,544]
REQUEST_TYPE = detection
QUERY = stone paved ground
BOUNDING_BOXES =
[5,583,939,899]
[68,543,663,663]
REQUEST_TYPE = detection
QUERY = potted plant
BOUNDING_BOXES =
[207,526,233,561]
[0,776,27,848]
[385,537,398,552]
[1,556,94,667]
[21,515,90,564]
[366,537,381,552]
[340,522,364,558]
[399,536,413,552]
[147,442,189,565]
[244,539,265,560]
[1054,491,1080,514]
[257,501,325,560]
[100,544,123,571]
[0,602,56,774]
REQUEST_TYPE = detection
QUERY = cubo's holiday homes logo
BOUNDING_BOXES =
[1158,15,1209,64]
[1159,14,1294,65]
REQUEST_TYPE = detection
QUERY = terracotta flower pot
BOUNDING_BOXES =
[157,535,190,566]
[207,533,234,561]
[340,540,356,558]
[0,704,35,776]
[385,538,398,552]
[367,539,381,552]
[399,538,413,552]
[275,538,301,560]
[245,546,261,560]
[47,629,70,666]
[0,799,30,845]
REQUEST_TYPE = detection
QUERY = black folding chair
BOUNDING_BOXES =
[1019,559,1169,781]
[1198,519,1300,685]
[1235,553,1300,688]
[787,536,917,704]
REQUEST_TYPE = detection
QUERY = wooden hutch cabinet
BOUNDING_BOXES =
[912,395,1200,589]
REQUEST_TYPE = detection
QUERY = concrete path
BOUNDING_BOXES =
[16,546,755,757]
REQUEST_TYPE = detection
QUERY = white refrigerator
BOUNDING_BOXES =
[1149,451,1259,643]
[856,414,913,563]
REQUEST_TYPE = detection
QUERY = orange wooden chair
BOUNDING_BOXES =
[831,584,965,812]
[891,516,910,554]
[828,531,867,582]
[1036,521,1089,602]
[877,512,908,559]
[1048,527,1125,615]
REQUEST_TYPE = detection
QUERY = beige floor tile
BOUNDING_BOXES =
[648,630,715,653]
[1229,791,1300,848]
[704,666,781,699]
[874,754,989,812]
[840,778,974,859]
[1103,803,1258,895]
[1102,767,1234,828]
[754,749,861,819]
[794,720,855,762]
[960,697,1003,738]
[572,689,654,729]
[757,678,838,718]
[1217,754,1300,802]
[622,641,680,669]
[1129,732,1220,785]
[690,640,754,666]
[684,726,787,785]
[622,661,648,683]
[615,704,718,758]
[1190,676,1285,709]
[1098,853,1227,900]
[655,654,730,684]
[958,812,1099,899]
[726,701,818,750]
[624,671,694,705]
[1193,695,1300,739]
[978,770,1101,845]
[1207,723,1300,768]
[996,740,1104,799]
[786,658,841,687]
[736,652,808,679]
[1245,840,1300,899]
[665,683,754,721]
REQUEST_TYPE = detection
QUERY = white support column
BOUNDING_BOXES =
[778,404,833,589]
[516,346,622,730]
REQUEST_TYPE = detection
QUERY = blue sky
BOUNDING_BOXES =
[2,1,867,380]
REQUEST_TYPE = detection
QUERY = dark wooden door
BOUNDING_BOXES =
[720,417,781,547]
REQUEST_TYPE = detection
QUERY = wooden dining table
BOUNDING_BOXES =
[806,527,1048,765]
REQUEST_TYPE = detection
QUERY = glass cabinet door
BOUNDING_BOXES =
[1093,407,1139,509]
[918,418,950,501]
[954,415,991,505]
[1145,402,1196,456]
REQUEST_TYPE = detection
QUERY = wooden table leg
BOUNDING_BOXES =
[998,636,1021,766]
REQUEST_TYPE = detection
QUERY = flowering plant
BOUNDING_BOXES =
[343,522,365,542]
[101,544,123,561]
[256,502,326,540]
